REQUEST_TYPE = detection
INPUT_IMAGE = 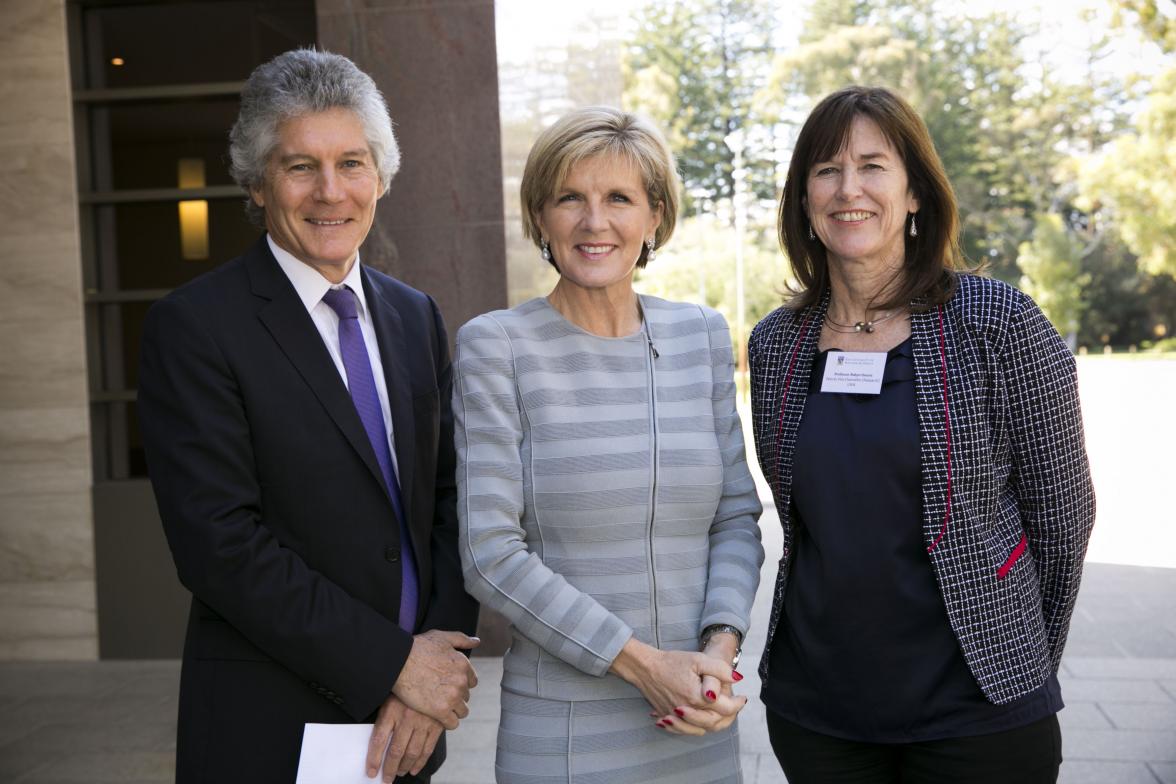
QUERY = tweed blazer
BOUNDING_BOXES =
[454,296,764,701]
[749,274,1095,705]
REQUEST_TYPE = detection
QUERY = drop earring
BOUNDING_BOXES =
[909,214,918,238]
[645,238,657,262]
[541,239,552,262]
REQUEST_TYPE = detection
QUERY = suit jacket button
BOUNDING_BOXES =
[333,696,345,705]
[384,546,400,562]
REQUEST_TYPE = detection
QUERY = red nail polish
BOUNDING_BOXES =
[732,670,744,682]
[664,718,674,725]
[706,690,717,701]
[674,707,685,717]
[656,721,665,728]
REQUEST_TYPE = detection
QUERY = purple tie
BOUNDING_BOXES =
[322,286,418,633]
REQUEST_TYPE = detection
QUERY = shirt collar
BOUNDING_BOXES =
[267,235,370,318]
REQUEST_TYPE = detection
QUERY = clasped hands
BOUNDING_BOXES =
[366,629,480,781]
[610,634,746,737]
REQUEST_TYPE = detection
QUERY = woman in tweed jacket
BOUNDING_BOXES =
[454,107,764,783]
[749,87,1095,783]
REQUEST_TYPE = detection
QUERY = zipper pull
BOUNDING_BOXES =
[645,332,659,358]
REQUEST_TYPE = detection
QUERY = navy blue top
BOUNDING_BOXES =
[761,338,1061,742]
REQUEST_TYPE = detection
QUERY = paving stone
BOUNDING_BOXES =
[1061,677,1175,704]
[11,694,171,727]
[1066,658,1176,681]
[0,697,40,747]
[1059,760,1165,784]
[1059,702,1114,730]
[11,720,176,754]
[1101,703,1176,731]
[0,743,49,783]
[1063,728,1176,762]
[1151,762,1176,784]
[16,751,175,782]
[0,664,120,700]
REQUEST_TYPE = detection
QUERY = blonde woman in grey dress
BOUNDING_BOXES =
[453,106,764,783]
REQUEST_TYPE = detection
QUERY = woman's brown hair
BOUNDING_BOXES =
[779,85,969,310]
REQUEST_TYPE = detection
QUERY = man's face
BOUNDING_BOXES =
[251,108,383,282]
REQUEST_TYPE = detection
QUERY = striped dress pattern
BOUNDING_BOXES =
[454,295,764,783]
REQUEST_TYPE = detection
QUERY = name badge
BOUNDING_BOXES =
[820,351,886,395]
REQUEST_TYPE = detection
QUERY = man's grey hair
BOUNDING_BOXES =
[229,48,400,225]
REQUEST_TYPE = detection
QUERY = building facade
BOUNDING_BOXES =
[0,0,507,660]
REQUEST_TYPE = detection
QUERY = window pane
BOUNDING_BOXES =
[84,1,316,89]
[106,99,241,191]
[97,199,260,291]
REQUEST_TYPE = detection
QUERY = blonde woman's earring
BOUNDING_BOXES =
[541,239,552,262]
[645,238,657,262]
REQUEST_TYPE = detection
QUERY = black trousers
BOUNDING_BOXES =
[766,711,1062,784]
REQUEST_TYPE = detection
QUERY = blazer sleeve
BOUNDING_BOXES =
[419,295,480,637]
[453,315,634,677]
[138,293,410,721]
[1001,297,1096,670]
[698,309,764,637]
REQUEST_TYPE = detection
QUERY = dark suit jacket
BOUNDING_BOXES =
[138,236,478,783]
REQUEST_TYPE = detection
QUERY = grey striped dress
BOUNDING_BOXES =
[454,295,764,783]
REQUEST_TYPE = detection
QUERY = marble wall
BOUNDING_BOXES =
[0,0,98,659]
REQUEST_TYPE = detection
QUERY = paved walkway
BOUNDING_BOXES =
[2,359,1172,783]
[0,551,1172,783]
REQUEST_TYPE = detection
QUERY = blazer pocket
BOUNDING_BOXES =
[996,534,1029,580]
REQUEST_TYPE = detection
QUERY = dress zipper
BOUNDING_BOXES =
[644,320,660,648]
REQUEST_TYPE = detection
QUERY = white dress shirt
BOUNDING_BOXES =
[268,235,400,480]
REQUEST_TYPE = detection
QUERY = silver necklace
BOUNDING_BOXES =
[824,310,904,334]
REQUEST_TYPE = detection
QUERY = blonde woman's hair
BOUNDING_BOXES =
[520,106,681,268]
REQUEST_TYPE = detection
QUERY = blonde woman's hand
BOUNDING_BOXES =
[609,638,735,717]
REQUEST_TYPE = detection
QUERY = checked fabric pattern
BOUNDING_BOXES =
[748,274,1096,705]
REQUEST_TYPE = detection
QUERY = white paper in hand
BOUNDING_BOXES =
[295,723,378,784]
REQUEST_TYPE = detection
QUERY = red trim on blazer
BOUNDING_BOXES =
[997,535,1029,579]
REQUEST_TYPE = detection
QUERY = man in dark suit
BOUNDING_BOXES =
[138,49,479,784]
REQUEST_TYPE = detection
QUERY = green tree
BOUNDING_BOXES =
[1076,23,1176,278]
[758,0,1130,282]
[1018,214,1091,345]
[623,0,777,218]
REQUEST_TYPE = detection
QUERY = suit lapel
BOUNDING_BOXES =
[246,242,388,496]
[362,269,418,536]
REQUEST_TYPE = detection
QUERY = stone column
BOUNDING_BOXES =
[317,0,508,336]
[0,0,98,659]
[317,0,511,653]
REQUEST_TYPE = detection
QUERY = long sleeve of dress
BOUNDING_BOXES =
[698,309,764,636]
[454,314,634,677]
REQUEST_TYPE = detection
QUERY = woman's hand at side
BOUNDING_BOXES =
[609,637,736,719]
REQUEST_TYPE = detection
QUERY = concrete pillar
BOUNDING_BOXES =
[0,0,98,659]
[317,0,509,336]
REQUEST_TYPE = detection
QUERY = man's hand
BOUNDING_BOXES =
[391,630,480,730]
[366,695,443,781]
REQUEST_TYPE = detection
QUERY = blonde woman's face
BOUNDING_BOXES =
[535,154,662,296]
